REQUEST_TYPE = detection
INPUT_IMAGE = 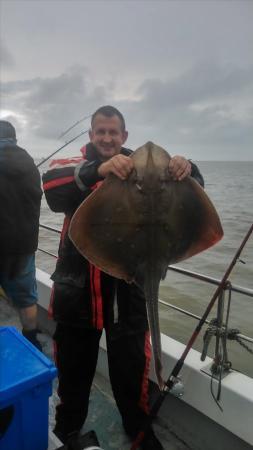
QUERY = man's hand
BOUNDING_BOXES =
[168,155,191,181]
[98,154,134,180]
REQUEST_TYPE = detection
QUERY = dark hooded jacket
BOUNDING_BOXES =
[0,141,42,255]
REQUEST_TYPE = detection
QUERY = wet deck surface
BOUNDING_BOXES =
[0,293,190,450]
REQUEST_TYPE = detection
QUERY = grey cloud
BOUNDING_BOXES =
[1,66,110,140]
[0,42,15,68]
[137,62,253,113]
[1,60,252,160]
[118,61,253,153]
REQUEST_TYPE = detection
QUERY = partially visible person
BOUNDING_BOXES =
[0,120,43,350]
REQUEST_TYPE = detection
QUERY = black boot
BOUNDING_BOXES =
[22,329,42,352]
[53,427,80,445]
[137,428,164,450]
[127,427,164,450]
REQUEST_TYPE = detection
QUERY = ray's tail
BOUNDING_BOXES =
[144,275,165,390]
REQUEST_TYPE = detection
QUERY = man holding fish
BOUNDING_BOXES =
[43,105,204,449]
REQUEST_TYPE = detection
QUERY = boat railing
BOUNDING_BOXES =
[38,223,253,347]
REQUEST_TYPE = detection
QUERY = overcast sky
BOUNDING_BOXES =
[1,0,252,161]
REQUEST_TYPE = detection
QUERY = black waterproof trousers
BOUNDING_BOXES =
[54,323,151,438]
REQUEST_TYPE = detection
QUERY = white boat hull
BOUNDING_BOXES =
[36,268,253,450]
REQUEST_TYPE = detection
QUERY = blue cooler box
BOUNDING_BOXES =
[0,326,57,450]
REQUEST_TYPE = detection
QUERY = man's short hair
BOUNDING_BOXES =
[91,106,126,132]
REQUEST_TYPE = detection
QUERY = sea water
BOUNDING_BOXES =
[37,161,253,377]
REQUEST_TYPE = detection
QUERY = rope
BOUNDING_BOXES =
[235,337,253,355]
[227,329,253,356]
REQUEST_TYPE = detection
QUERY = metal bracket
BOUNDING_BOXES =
[164,376,184,397]
[201,362,231,380]
[200,288,233,378]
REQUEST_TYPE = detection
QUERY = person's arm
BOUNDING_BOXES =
[168,155,204,187]
[42,157,103,214]
[189,161,204,187]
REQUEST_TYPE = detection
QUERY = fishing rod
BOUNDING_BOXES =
[131,223,253,450]
[58,114,92,139]
[36,128,89,168]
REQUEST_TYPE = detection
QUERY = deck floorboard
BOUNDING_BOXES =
[0,294,190,450]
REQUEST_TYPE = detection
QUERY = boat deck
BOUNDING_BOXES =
[0,293,190,450]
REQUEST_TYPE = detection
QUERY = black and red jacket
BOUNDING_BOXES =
[42,143,204,336]
[43,144,149,336]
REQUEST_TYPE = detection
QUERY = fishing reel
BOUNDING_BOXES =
[163,376,184,397]
[56,430,104,450]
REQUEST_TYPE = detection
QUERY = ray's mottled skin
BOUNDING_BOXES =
[69,142,223,389]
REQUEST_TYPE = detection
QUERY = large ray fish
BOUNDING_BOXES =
[69,142,223,389]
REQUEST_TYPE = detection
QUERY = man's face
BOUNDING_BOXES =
[89,114,128,160]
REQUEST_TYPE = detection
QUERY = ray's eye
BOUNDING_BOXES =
[131,169,144,191]
[136,182,143,191]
